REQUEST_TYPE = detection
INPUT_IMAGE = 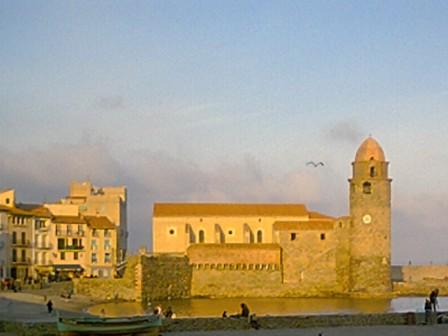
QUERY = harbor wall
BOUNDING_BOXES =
[0,312,436,335]
[392,265,448,296]
[140,254,191,303]
[73,255,139,301]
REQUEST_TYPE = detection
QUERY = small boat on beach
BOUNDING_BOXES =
[57,314,162,335]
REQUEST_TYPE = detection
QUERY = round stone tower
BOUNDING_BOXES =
[349,136,392,293]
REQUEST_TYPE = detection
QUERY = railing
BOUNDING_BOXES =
[58,245,84,251]
[35,243,53,249]
[56,230,85,237]
[11,258,31,265]
[11,240,31,247]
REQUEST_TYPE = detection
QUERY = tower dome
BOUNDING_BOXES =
[355,136,386,162]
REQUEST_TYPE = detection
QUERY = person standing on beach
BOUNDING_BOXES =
[46,299,53,314]
[424,298,432,324]
[430,288,439,312]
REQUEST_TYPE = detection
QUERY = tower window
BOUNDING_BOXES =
[320,233,326,240]
[363,182,372,194]
[168,229,175,235]
[256,230,263,243]
[198,230,205,243]
[290,233,296,241]
[370,166,376,177]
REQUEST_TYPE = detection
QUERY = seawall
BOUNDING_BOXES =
[0,312,440,335]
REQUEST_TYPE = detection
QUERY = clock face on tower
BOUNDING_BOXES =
[362,214,372,224]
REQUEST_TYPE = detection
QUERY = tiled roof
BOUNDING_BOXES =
[154,203,308,217]
[273,221,334,231]
[8,207,34,216]
[0,205,11,212]
[52,216,87,224]
[29,206,52,218]
[85,216,115,230]
[308,211,335,220]
[16,203,42,211]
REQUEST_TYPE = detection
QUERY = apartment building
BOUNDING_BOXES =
[0,182,124,280]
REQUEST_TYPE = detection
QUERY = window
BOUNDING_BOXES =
[363,182,372,194]
[105,252,111,263]
[169,229,175,235]
[12,249,17,262]
[320,233,326,240]
[67,224,72,235]
[93,229,98,237]
[12,232,17,244]
[105,229,111,237]
[21,250,26,262]
[228,230,233,235]
[5,198,10,204]
[91,253,97,264]
[58,238,65,250]
[291,233,296,241]
[74,252,79,260]
[199,230,205,243]
[60,252,65,260]
[21,232,26,244]
[91,239,97,250]
[104,240,111,250]
[370,166,376,177]
[257,230,263,243]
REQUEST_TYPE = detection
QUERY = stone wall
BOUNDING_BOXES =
[401,265,448,282]
[0,312,435,335]
[191,267,282,298]
[73,255,139,301]
[187,244,281,265]
[392,265,448,296]
[140,254,191,303]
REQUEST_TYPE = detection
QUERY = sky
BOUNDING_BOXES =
[1,0,448,264]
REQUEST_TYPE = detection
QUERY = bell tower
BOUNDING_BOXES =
[349,136,391,293]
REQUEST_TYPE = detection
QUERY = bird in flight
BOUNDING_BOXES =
[306,161,324,167]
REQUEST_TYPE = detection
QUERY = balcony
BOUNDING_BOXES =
[35,243,53,250]
[11,258,31,265]
[56,230,85,237]
[58,245,84,251]
[11,240,31,247]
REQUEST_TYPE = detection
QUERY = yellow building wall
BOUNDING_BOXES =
[45,204,79,216]
[153,215,307,254]
[0,190,15,207]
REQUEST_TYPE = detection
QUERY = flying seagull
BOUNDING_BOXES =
[306,161,324,167]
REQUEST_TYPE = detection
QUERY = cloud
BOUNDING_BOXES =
[0,143,337,251]
[2,141,446,264]
[325,120,364,144]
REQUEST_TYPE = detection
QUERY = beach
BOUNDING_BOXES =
[2,289,448,336]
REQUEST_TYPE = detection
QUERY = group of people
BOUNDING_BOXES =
[222,303,260,329]
[152,304,175,319]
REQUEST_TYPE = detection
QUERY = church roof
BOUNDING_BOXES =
[273,221,334,231]
[85,216,115,230]
[154,203,309,217]
[355,136,386,162]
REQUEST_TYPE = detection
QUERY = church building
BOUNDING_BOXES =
[152,137,392,296]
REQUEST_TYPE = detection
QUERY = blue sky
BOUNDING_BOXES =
[1,1,448,263]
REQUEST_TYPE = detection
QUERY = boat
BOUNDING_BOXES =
[57,314,162,335]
